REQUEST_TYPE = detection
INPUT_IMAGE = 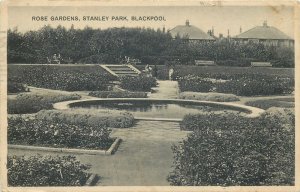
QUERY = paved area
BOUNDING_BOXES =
[149,80,179,99]
[9,120,190,186]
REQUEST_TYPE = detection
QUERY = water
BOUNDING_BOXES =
[71,100,241,119]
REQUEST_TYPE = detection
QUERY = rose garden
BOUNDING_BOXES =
[7,63,295,186]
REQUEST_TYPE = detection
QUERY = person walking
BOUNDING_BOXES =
[169,67,174,80]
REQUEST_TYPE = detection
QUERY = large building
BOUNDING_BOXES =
[233,21,294,48]
[169,20,215,43]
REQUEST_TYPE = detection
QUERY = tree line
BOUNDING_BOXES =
[8,25,294,67]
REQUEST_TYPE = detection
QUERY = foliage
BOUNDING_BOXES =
[36,109,134,128]
[7,155,91,186]
[178,75,214,92]
[8,82,28,93]
[8,65,115,91]
[8,115,113,149]
[177,74,294,96]
[8,26,294,67]
[169,108,294,186]
[245,99,294,110]
[215,75,294,96]
[173,66,294,80]
[8,92,81,114]
[89,91,147,98]
[178,92,239,102]
[120,75,157,92]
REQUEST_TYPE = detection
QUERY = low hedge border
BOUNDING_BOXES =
[8,137,122,155]
[85,174,99,186]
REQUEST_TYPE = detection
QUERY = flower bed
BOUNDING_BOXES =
[36,109,135,128]
[178,92,239,102]
[8,155,91,186]
[245,99,295,110]
[89,91,147,98]
[169,108,295,186]
[8,65,116,91]
[177,74,294,96]
[8,92,81,114]
[8,115,113,150]
[120,75,157,92]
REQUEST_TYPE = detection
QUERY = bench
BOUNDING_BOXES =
[251,62,272,67]
[195,60,216,66]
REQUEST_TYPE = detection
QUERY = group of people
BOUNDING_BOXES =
[143,64,174,80]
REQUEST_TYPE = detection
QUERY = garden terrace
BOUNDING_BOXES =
[8,64,117,91]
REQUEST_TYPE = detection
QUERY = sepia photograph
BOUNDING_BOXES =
[0,0,299,191]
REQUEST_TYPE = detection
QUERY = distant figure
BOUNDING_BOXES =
[144,64,153,77]
[153,64,158,78]
[169,67,174,80]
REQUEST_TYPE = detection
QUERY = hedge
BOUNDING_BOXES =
[120,75,157,92]
[8,92,81,114]
[89,91,147,98]
[36,109,135,128]
[8,82,29,93]
[178,92,239,102]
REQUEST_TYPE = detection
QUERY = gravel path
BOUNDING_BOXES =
[149,80,179,99]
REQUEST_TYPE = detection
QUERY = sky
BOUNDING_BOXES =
[8,6,294,38]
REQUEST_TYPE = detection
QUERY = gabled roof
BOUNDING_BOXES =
[234,22,293,40]
[169,21,215,40]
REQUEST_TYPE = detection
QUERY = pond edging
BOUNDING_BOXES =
[53,98,265,118]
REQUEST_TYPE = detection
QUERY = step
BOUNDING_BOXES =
[114,71,139,74]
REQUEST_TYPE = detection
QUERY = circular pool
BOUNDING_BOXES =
[54,98,264,120]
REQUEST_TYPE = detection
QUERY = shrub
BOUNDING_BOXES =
[178,92,239,102]
[120,75,157,92]
[89,91,147,98]
[8,92,81,114]
[169,108,294,186]
[8,115,113,149]
[8,155,91,186]
[36,109,134,128]
[8,82,28,93]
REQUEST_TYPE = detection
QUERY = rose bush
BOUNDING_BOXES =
[8,115,113,150]
[169,108,295,186]
[8,155,91,186]
[120,75,157,92]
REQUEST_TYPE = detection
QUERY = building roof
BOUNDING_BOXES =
[234,21,293,40]
[169,20,215,40]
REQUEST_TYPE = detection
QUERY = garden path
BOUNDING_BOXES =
[9,120,191,186]
[149,80,179,99]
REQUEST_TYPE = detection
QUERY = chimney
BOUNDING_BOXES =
[240,26,242,33]
[162,25,165,33]
[263,20,268,27]
[219,33,223,38]
[227,29,230,38]
[212,26,214,36]
[185,20,190,26]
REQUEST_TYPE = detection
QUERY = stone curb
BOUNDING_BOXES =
[8,137,122,156]
[54,98,265,118]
